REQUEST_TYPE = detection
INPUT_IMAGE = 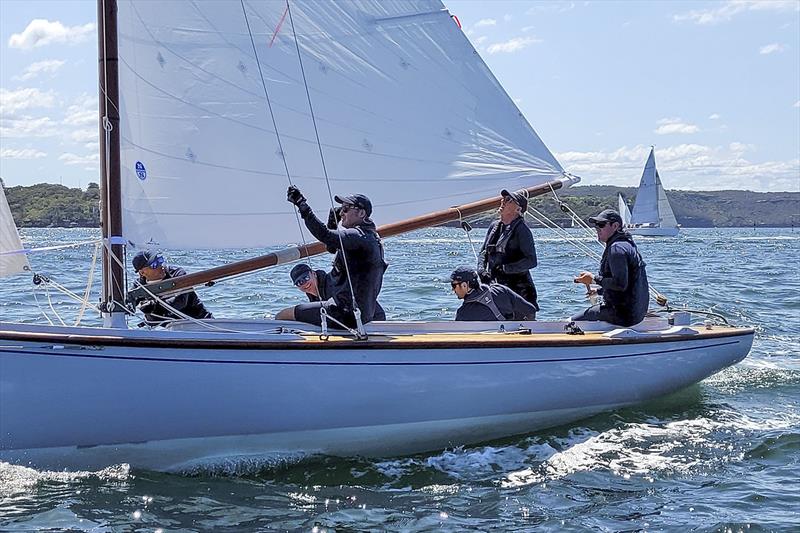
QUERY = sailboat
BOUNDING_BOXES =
[627,147,680,237]
[0,185,30,277]
[0,0,751,472]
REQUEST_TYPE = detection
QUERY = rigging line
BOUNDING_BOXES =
[454,207,479,263]
[286,0,362,334]
[30,286,55,326]
[75,241,101,326]
[42,283,67,327]
[240,0,312,267]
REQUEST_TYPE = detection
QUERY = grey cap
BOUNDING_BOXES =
[588,209,623,226]
[501,189,528,212]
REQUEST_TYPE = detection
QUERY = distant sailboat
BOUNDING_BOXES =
[628,148,679,237]
[0,184,30,277]
[618,193,632,227]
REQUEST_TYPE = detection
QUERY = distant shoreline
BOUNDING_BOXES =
[4,183,799,229]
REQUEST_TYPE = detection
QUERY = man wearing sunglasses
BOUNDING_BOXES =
[131,251,213,327]
[281,263,386,321]
[572,209,649,327]
[450,266,537,322]
[478,189,539,315]
[284,186,387,329]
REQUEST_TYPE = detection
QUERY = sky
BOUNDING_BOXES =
[0,0,798,192]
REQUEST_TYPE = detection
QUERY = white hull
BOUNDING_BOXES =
[0,320,752,471]
[628,226,680,237]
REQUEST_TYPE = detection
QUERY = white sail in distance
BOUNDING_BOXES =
[0,185,30,277]
[115,0,566,249]
[630,147,677,229]
[618,193,632,226]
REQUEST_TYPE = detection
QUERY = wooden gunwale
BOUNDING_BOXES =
[0,326,754,351]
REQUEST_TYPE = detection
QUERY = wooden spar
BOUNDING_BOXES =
[98,0,126,316]
[128,177,574,301]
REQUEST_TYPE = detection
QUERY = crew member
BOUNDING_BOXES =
[281,263,387,321]
[479,189,539,314]
[278,186,387,328]
[572,209,649,327]
[450,266,537,322]
[131,251,213,327]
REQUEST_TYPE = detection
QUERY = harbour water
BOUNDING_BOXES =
[1,227,798,531]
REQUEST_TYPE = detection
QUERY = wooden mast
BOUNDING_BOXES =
[128,177,576,301]
[98,0,126,323]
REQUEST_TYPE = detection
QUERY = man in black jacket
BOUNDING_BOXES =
[479,189,539,314]
[280,187,387,329]
[280,262,386,321]
[131,251,213,327]
[451,266,537,322]
[572,209,649,327]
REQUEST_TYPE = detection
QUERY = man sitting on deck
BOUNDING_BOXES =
[131,251,213,327]
[450,266,537,322]
[572,209,649,327]
[276,187,387,329]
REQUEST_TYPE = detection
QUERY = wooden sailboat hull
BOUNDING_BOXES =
[0,321,752,472]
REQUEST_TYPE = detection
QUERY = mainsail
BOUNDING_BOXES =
[116,0,564,249]
[0,185,30,277]
[630,147,677,229]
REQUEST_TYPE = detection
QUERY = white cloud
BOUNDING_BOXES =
[521,25,536,33]
[794,100,800,108]
[0,116,60,138]
[487,36,542,55]
[63,94,97,127]
[474,18,496,28]
[58,152,99,166]
[0,148,46,159]
[759,43,785,54]
[0,87,57,115]
[503,14,513,22]
[708,113,720,120]
[729,142,756,153]
[14,59,66,81]
[673,0,799,25]
[474,36,488,45]
[654,118,700,135]
[555,143,800,192]
[8,19,95,50]
[526,2,576,15]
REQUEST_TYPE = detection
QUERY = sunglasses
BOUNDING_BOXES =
[294,273,312,287]
[340,204,359,213]
[594,221,608,229]
[451,281,464,289]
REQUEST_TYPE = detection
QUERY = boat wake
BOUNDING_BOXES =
[170,451,314,477]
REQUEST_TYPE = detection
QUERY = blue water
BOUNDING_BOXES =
[1,227,798,531]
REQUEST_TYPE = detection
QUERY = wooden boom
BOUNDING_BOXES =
[127,176,576,302]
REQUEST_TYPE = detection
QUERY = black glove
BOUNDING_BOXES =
[139,300,156,314]
[478,268,491,284]
[327,207,342,229]
[287,185,307,207]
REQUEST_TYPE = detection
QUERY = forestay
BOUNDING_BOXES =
[116,0,564,249]
[630,147,677,228]
[0,185,30,277]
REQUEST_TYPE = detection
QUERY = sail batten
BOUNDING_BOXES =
[117,0,564,250]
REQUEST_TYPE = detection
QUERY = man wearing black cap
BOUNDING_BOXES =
[286,186,387,329]
[478,189,539,315]
[277,263,386,321]
[131,251,213,327]
[450,266,537,321]
[572,209,649,327]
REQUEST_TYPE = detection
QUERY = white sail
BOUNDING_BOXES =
[116,0,565,249]
[655,170,678,227]
[630,147,678,231]
[618,193,631,226]
[0,185,30,277]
